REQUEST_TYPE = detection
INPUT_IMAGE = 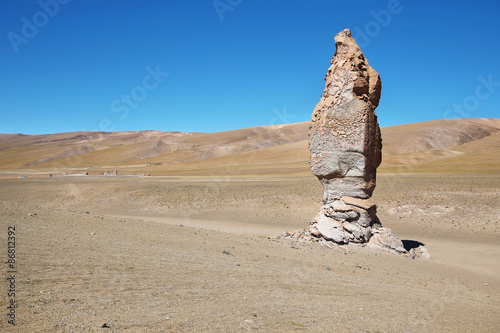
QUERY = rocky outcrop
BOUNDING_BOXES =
[309,28,381,203]
[408,246,431,260]
[306,29,414,255]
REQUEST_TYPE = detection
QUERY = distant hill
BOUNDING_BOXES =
[379,118,500,173]
[0,118,499,176]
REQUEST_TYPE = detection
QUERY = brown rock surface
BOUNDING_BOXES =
[307,29,406,251]
[309,28,382,201]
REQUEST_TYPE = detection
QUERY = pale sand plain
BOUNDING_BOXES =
[0,173,499,332]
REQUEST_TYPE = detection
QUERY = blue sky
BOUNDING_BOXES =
[1,0,499,134]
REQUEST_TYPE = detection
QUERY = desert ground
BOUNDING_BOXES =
[0,173,499,332]
[1,118,499,331]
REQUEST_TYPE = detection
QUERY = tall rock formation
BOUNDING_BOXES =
[307,29,405,252]
[310,29,382,202]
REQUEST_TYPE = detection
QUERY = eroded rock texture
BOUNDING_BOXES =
[307,29,405,253]
[309,28,382,202]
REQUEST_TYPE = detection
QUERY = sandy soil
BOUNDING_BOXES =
[1,173,499,332]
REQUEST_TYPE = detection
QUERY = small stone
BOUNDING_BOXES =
[315,215,346,244]
[408,245,431,259]
[367,228,406,254]
[308,224,321,237]
[417,246,431,259]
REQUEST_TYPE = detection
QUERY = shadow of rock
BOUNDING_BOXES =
[402,240,425,252]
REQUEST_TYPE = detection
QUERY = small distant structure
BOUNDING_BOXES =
[18,175,27,179]
[103,170,118,176]
[62,172,88,177]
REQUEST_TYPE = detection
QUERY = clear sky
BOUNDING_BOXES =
[1,0,499,134]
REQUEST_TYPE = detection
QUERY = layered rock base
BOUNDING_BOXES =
[309,196,379,244]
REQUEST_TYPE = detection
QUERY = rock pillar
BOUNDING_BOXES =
[308,29,405,253]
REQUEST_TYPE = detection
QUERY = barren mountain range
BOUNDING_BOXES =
[0,118,499,176]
